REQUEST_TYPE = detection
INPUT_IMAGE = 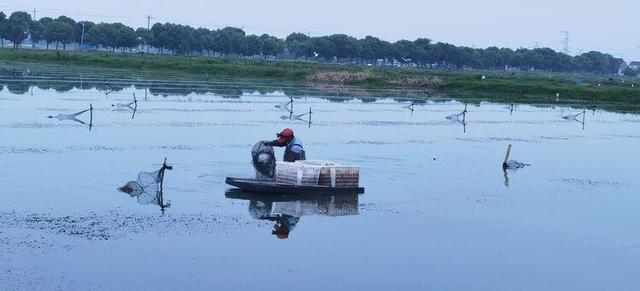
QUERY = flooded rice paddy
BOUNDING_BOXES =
[1,65,640,290]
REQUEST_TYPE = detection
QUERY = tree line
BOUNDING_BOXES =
[0,10,624,75]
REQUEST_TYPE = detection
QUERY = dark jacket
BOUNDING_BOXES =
[268,136,306,162]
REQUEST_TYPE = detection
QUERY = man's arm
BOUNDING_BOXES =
[264,140,285,147]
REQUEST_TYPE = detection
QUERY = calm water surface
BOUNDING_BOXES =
[1,72,640,290]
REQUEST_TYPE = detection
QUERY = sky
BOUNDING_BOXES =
[2,0,639,61]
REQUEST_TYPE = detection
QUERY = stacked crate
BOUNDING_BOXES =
[296,160,360,188]
[275,161,322,186]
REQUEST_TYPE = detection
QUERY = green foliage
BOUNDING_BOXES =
[75,21,94,44]
[7,11,31,47]
[29,20,45,45]
[623,67,638,77]
[0,12,9,44]
[136,28,152,44]
[45,20,74,49]
[86,23,137,51]
[0,9,628,75]
[1,50,639,108]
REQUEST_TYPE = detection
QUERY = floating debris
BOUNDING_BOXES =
[502,144,530,170]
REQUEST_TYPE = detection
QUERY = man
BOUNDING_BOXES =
[265,128,306,162]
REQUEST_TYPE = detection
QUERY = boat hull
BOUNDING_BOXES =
[225,177,365,195]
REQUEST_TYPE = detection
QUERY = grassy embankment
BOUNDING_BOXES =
[1,49,640,107]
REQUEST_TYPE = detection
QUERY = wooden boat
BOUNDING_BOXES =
[225,177,365,195]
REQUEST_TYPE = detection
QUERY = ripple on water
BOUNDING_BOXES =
[552,178,628,189]
[0,146,54,154]
[0,210,252,248]
[454,137,541,143]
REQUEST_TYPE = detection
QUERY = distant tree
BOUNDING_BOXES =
[38,17,54,49]
[214,27,245,55]
[193,27,210,55]
[358,36,391,63]
[285,32,309,55]
[168,24,195,54]
[243,34,261,56]
[46,20,74,50]
[623,67,638,77]
[55,16,76,49]
[480,47,504,69]
[29,20,45,48]
[7,11,32,48]
[0,9,631,75]
[111,23,137,51]
[149,23,196,54]
[413,38,433,66]
[0,12,10,47]
[307,36,337,59]
[136,27,153,51]
[86,23,116,50]
[75,21,95,45]
[393,40,419,63]
[260,34,284,57]
[327,34,361,61]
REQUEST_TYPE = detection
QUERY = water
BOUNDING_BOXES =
[1,68,640,290]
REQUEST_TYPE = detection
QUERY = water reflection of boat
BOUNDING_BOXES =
[225,189,360,239]
[226,177,365,195]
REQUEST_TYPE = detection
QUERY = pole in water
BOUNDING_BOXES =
[503,144,512,170]
[89,104,93,131]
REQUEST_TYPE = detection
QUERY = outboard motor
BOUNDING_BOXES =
[252,141,276,180]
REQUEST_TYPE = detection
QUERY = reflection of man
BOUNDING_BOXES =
[249,200,299,240]
[243,195,359,240]
[264,128,306,162]
[272,216,299,240]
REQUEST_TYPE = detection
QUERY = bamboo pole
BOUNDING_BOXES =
[503,144,512,169]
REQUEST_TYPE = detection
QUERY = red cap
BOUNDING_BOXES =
[276,128,294,143]
[272,225,290,240]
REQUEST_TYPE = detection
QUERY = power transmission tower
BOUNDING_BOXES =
[32,9,36,20]
[559,31,570,54]
[147,15,152,30]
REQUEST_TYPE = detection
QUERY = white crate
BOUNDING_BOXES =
[297,160,360,188]
[276,162,321,186]
[296,160,341,167]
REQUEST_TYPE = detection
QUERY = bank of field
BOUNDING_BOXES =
[1,49,640,105]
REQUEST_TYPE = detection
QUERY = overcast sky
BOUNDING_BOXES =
[2,0,639,61]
